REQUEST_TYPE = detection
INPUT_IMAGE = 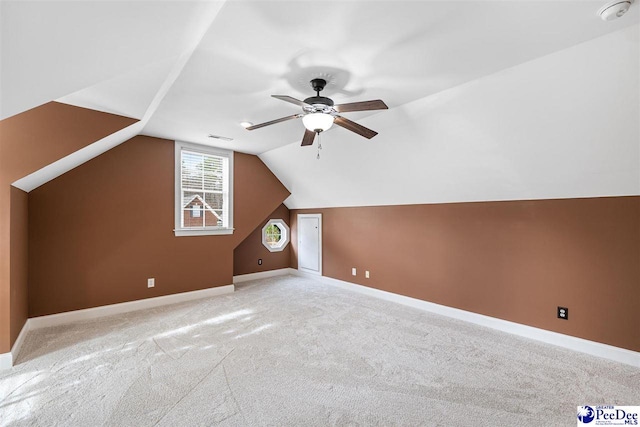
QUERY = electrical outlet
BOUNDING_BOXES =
[147,278,155,288]
[258,259,262,265]
[365,270,370,279]
[352,267,357,276]
[557,306,568,320]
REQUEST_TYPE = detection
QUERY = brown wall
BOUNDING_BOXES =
[234,204,291,276]
[0,185,10,353]
[231,154,290,248]
[0,102,138,184]
[9,187,28,347]
[28,136,289,317]
[0,102,137,352]
[291,196,640,352]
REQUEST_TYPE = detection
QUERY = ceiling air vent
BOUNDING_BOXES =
[207,134,233,142]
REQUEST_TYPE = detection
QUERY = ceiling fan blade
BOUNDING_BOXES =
[245,114,301,130]
[334,116,378,139]
[272,95,310,107]
[334,99,388,113]
[301,129,316,146]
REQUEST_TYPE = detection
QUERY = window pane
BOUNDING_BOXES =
[203,175,223,192]
[203,159,223,192]
[203,156,223,190]
[183,208,204,228]
[182,191,203,209]
[205,209,223,227]
[266,224,281,246]
[181,152,204,189]
[205,192,224,210]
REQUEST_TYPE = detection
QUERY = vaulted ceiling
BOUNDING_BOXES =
[1,1,638,207]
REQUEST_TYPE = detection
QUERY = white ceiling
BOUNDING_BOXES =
[1,1,638,204]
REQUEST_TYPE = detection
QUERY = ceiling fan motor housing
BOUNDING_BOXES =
[303,96,334,108]
[304,78,335,112]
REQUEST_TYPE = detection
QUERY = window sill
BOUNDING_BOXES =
[264,244,288,253]
[174,228,234,237]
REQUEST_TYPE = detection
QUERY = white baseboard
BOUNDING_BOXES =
[0,319,31,370]
[233,268,291,284]
[29,284,234,330]
[292,269,640,368]
[11,320,30,364]
[0,352,11,370]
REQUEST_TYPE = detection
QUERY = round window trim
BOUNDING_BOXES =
[261,219,290,252]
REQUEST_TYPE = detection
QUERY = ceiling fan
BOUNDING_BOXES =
[245,78,388,146]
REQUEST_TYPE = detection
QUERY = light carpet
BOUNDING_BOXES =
[1,275,638,426]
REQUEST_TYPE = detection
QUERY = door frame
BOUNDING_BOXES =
[297,213,322,276]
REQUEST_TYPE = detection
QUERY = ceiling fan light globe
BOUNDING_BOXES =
[302,113,334,132]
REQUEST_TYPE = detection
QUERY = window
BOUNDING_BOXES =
[264,223,282,245]
[175,141,233,236]
[261,219,290,252]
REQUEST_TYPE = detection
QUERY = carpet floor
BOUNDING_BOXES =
[1,275,638,426]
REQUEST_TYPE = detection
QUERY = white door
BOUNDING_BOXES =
[298,214,322,275]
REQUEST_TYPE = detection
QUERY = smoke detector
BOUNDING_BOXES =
[598,0,634,21]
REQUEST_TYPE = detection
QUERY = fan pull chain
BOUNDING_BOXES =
[316,132,322,160]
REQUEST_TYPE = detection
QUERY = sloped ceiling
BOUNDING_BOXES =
[1,1,218,119]
[261,25,640,208]
[1,1,638,204]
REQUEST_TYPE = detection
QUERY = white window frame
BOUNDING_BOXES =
[174,141,234,237]
[261,219,290,252]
